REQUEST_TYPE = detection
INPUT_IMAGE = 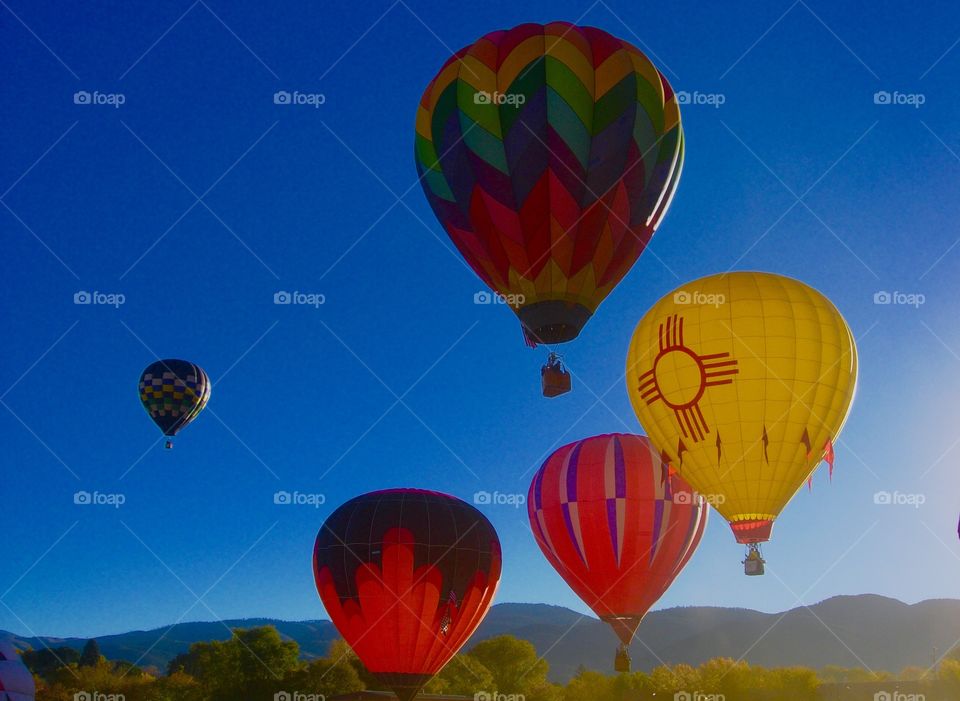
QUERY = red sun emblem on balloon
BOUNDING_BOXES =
[637,315,739,442]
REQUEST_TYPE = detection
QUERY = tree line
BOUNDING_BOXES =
[19,626,960,701]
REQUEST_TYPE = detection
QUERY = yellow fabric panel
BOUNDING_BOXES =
[457,54,498,94]
[498,35,546,93]
[625,272,857,530]
[622,46,665,107]
[542,35,595,92]
[596,45,644,100]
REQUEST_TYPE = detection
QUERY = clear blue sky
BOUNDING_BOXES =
[3,0,960,639]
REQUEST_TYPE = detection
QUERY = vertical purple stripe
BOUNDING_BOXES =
[613,435,627,498]
[650,499,664,564]
[566,442,583,502]
[606,499,619,563]
[534,466,544,509]
[562,503,586,564]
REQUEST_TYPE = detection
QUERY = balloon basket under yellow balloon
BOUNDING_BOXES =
[743,544,766,576]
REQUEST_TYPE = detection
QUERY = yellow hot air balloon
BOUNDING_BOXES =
[625,272,857,573]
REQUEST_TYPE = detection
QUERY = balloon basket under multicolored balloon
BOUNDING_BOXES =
[164,438,174,450]
[541,353,571,398]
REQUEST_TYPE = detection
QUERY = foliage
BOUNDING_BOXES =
[27,628,950,701]
[79,639,102,667]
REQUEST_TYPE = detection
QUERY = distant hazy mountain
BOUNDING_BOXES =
[3,595,958,682]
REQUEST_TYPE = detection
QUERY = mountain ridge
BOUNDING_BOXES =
[4,594,957,682]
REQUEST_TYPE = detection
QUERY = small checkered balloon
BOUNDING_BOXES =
[138,359,210,446]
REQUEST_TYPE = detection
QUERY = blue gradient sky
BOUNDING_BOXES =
[3,0,960,638]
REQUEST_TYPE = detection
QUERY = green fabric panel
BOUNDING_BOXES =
[593,76,635,135]
[459,111,509,173]
[635,75,665,134]
[501,56,545,134]
[457,79,503,139]
[545,88,591,170]
[543,56,594,129]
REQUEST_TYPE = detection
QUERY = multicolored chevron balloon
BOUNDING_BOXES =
[416,22,684,346]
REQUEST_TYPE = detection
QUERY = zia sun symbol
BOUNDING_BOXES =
[637,314,739,442]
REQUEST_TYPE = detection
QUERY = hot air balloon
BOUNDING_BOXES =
[625,272,858,573]
[416,22,685,396]
[528,434,706,671]
[138,359,211,449]
[313,489,501,701]
[0,642,35,701]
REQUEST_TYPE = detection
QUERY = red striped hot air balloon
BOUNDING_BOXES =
[0,642,35,701]
[313,489,501,701]
[416,22,684,396]
[528,434,706,671]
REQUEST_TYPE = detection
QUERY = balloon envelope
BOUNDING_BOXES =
[0,642,35,701]
[416,22,684,345]
[625,272,858,543]
[528,434,706,645]
[313,489,501,701]
[138,359,210,437]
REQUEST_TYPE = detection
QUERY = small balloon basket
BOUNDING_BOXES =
[743,544,765,576]
[614,643,632,673]
[541,353,571,398]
